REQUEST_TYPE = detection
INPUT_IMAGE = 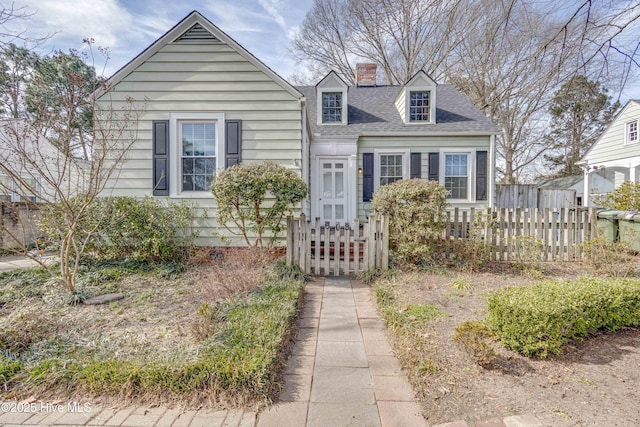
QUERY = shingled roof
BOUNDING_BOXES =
[297,84,501,137]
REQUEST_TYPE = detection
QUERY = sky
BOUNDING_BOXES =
[6,0,314,81]
[4,0,640,102]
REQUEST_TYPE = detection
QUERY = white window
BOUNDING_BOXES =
[409,91,431,122]
[626,120,638,144]
[180,122,216,192]
[169,113,224,197]
[444,153,470,200]
[374,149,409,191]
[322,92,343,123]
[0,174,37,202]
[380,154,404,185]
[0,175,11,201]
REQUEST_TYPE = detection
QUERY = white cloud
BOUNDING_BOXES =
[258,0,288,33]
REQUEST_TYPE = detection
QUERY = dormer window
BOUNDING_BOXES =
[409,91,431,122]
[395,70,437,125]
[322,92,343,123]
[316,71,348,125]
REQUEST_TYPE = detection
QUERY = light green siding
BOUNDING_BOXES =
[583,101,640,163]
[356,135,491,220]
[98,41,303,246]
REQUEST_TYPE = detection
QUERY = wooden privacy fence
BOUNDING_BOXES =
[438,207,598,261]
[286,214,389,276]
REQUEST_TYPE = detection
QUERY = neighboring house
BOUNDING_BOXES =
[100,11,500,245]
[0,119,86,203]
[0,119,87,249]
[580,99,640,206]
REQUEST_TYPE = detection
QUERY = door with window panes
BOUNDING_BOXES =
[319,159,348,225]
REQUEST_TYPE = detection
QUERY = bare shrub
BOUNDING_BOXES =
[196,248,279,301]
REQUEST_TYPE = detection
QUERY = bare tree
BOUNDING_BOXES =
[292,0,640,182]
[291,0,466,84]
[448,1,585,183]
[0,43,143,292]
[0,1,51,46]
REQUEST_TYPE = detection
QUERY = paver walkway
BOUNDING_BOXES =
[258,277,425,427]
[0,255,49,273]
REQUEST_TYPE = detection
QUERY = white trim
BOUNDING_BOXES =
[625,119,639,145]
[0,174,38,202]
[310,139,357,224]
[489,135,496,207]
[373,148,410,192]
[439,148,475,202]
[404,87,436,124]
[169,112,225,198]
[312,156,355,224]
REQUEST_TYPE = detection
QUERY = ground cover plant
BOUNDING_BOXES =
[0,249,305,407]
[369,259,640,426]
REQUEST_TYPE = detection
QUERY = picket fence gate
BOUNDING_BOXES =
[285,214,389,276]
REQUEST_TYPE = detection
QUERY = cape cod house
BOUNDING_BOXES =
[580,99,640,206]
[99,11,501,245]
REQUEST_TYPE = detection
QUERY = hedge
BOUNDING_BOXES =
[486,278,640,357]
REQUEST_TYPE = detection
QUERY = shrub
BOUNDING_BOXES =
[453,321,497,366]
[372,179,448,265]
[595,181,640,211]
[211,162,308,248]
[582,235,637,278]
[486,278,640,357]
[40,196,196,263]
[90,196,196,262]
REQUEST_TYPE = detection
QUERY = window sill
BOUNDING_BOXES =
[169,192,214,199]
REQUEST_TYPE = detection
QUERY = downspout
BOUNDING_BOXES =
[300,96,310,216]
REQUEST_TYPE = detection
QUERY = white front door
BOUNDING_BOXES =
[319,158,348,225]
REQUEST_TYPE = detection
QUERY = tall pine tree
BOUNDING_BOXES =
[544,76,619,177]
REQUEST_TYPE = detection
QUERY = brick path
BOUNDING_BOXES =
[0,404,256,426]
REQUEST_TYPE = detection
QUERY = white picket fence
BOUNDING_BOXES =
[438,207,598,261]
[286,214,389,276]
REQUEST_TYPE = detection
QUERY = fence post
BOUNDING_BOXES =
[354,218,360,274]
[381,215,389,271]
[286,216,294,266]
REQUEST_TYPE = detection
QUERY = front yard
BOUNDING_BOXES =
[375,262,640,426]
[0,249,304,408]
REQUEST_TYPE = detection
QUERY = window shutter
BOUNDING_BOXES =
[152,120,169,196]
[225,119,242,167]
[428,152,439,181]
[363,153,374,202]
[410,152,421,179]
[476,150,487,201]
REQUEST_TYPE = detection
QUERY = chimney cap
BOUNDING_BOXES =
[355,63,377,87]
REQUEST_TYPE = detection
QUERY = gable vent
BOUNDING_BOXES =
[174,24,220,43]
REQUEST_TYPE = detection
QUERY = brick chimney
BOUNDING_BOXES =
[355,63,377,87]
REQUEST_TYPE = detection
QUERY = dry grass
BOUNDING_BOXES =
[376,260,640,426]
[190,247,282,301]
[0,248,301,408]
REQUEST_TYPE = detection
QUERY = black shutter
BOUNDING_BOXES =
[410,152,421,179]
[428,152,439,181]
[225,119,242,167]
[363,153,374,202]
[152,120,169,196]
[476,150,487,201]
